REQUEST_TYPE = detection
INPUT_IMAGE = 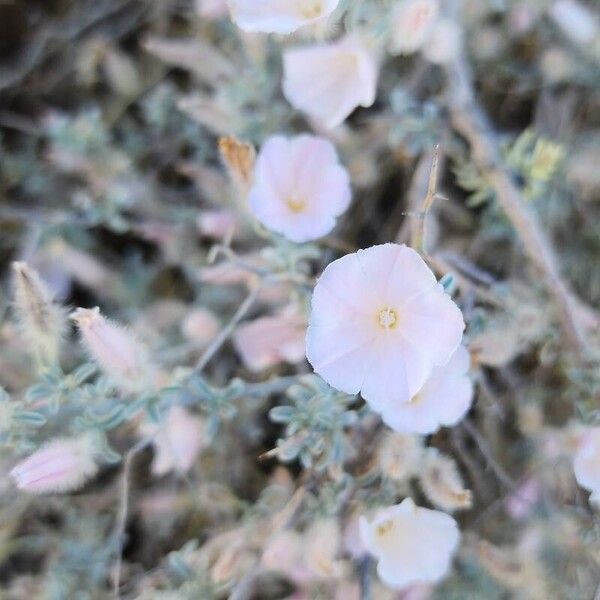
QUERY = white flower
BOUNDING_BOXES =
[573,427,600,504]
[283,35,378,129]
[548,0,598,46]
[306,244,465,409]
[249,134,351,242]
[422,18,463,65]
[228,0,340,34]
[143,406,208,476]
[380,345,473,435]
[10,435,98,494]
[378,431,423,481]
[389,0,439,55]
[359,498,460,589]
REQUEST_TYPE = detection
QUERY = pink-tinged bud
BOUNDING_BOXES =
[12,261,67,365]
[197,209,238,240]
[71,307,152,394]
[181,308,220,346]
[142,406,208,476]
[10,435,98,494]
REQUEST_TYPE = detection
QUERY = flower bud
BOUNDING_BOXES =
[12,261,67,365]
[10,435,98,494]
[71,307,151,394]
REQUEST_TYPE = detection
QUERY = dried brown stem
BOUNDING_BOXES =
[444,51,589,356]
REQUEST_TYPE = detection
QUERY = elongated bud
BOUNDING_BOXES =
[218,136,255,196]
[12,261,67,365]
[10,435,98,494]
[419,449,472,512]
[71,307,151,394]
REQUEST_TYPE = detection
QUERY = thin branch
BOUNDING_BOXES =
[111,437,152,599]
[195,283,263,373]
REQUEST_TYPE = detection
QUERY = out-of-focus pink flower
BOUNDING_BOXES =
[359,498,460,589]
[143,406,208,476]
[304,518,345,579]
[234,306,306,371]
[249,134,351,243]
[380,345,473,435]
[196,0,229,20]
[71,307,152,394]
[228,0,340,34]
[262,529,306,581]
[548,0,598,46]
[181,308,220,346]
[306,244,465,410]
[197,209,238,239]
[422,18,463,64]
[10,436,97,494]
[283,35,378,129]
[506,477,541,520]
[389,0,439,55]
[573,427,600,504]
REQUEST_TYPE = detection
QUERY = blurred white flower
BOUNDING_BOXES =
[144,406,208,476]
[249,134,351,242]
[380,344,473,435]
[71,307,152,394]
[389,0,439,55]
[304,518,345,579]
[573,427,600,504]
[306,244,465,409]
[196,0,229,20]
[548,0,598,46]
[422,18,463,64]
[359,498,460,589]
[233,305,306,371]
[228,0,339,34]
[227,0,339,34]
[10,435,97,494]
[181,308,220,346]
[378,431,423,481]
[418,449,472,512]
[283,36,378,129]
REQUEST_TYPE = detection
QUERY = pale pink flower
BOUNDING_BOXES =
[549,0,598,46]
[196,0,229,20]
[380,345,473,435]
[389,0,439,55]
[422,18,463,65]
[10,435,97,494]
[197,209,238,239]
[228,0,340,34]
[359,498,459,589]
[283,35,378,129]
[234,306,306,371]
[71,307,152,394]
[143,406,208,476]
[249,134,351,243]
[181,308,220,346]
[573,427,600,504]
[306,244,465,410]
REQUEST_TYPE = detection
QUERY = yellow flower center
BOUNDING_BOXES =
[378,307,398,330]
[302,2,323,19]
[376,519,395,537]
[285,197,307,213]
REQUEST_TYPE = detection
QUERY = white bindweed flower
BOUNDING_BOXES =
[379,345,473,435]
[573,427,600,504]
[143,406,208,476]
[71,307,152,394]
[228,0,340,34]
[249,134,351,242]
[389,0,439,55]
[359,498,460,589]
[283,35,378,129]
[10,435,98,494]
[306,244,465,409]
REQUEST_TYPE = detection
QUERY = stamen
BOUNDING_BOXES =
[378,307,398,330]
